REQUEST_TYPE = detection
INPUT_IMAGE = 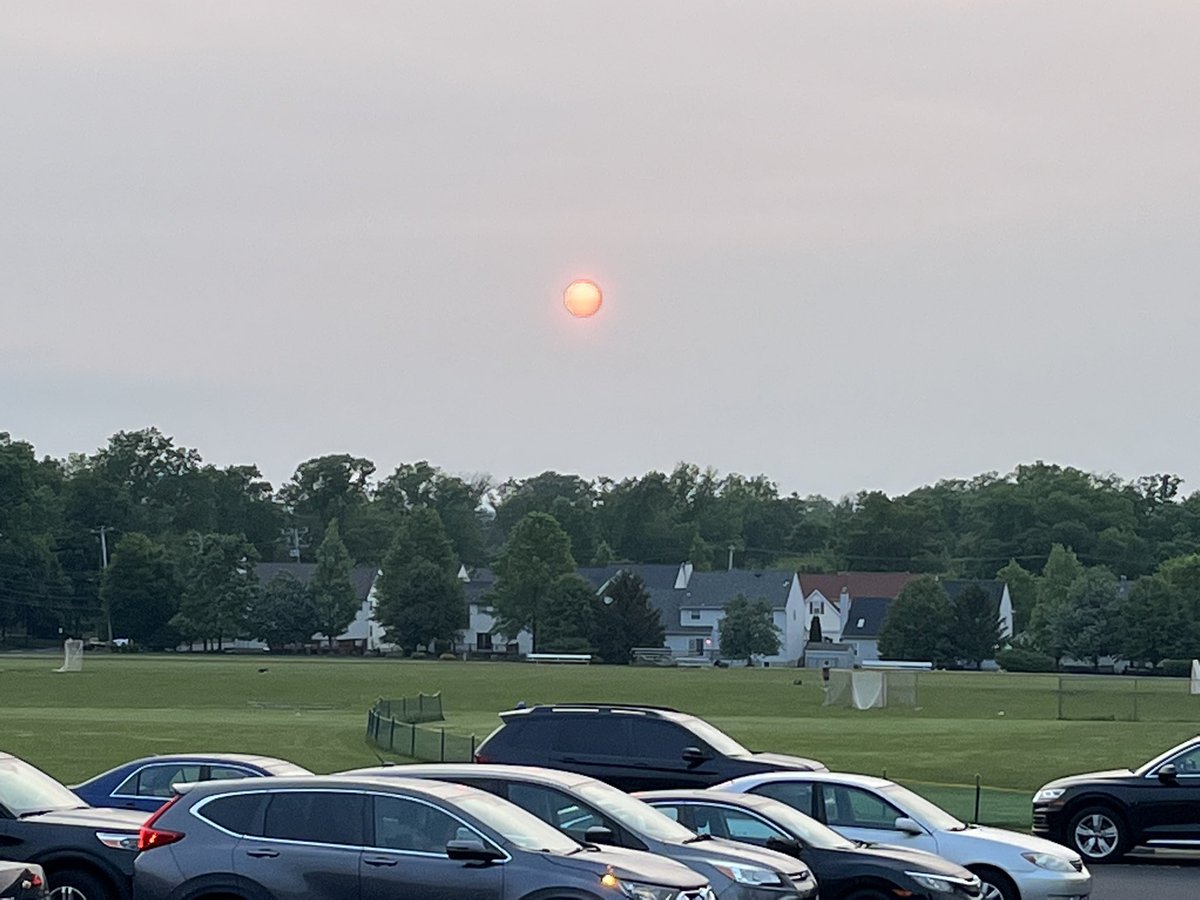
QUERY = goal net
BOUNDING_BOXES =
[1191,659,1200,696]
[823,669,918,709]
[55,639,84,673]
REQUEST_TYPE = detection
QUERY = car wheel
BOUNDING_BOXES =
[1067,805,1127,863]
[967,866,1018,900]
[47,869,115,900]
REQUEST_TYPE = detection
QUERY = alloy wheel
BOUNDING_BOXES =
[978,880,1005,900]
[49,889,89,900]
[1074,811,1119,858]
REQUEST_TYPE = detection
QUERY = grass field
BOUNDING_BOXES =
[1,653,1196,829]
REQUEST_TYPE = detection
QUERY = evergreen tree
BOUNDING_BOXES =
[374,509,465,653]
[591,571,665,664]
[878,576,955,665]
[310,519,359,647]
[489,512,576,650]
[952,584,1002,669]
[539,574,597,653]
[718,594,780,662]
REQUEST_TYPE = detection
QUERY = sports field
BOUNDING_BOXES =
[2,654,1195,829]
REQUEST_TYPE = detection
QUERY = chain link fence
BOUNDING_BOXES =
[365,693,479,762]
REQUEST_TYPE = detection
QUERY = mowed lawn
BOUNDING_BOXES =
[2,654,1195,829]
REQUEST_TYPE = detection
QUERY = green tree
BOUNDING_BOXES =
[1030,544,1085,660]
[374,509,465,652]
[718,595,780,662]
[310,519,360,647]
[951,584,1002,669]
[246,572,320,648]
[279,455,375,535]
[539,575,597,654]
[100,533,179,648]
[171,533,260,649]
[1059,568,1122,666]
[878,576,955,665]
[1120,574,1196,666]
[591,571,665,664]
[996,559,1037,634]
[489,512,576,650]
[374,462,489,566]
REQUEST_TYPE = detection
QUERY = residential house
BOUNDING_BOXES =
[456,566,532,657]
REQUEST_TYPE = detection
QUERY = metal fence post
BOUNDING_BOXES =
[388,716,396,750]
[440,728,446,762]
[470,734,476,761]
[1056,676,1064,720]
[410,723,416,758]
[1132,678,1140,722]
[973,774,981,824]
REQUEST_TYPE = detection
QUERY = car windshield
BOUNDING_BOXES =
[453,792,581,854]
[750,801,856,850]
[0,757,85,816]
[574,781,699,843]
[1134,738,1200,776]
[677,716,750,757]
[878,784,965,832]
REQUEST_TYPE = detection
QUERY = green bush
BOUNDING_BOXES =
[996,648,1058,673]
[409,650,428,660]
[1160,658,1193,678]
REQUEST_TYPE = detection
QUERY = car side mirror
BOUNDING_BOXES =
[446,839,505,863]
[681,746,710,765]
[894,816,924,835]
[1158,764,1179,784]
[584,825,616,845]
[766,836,804,857]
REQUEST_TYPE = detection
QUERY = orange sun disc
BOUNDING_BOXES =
[563,279,603,317]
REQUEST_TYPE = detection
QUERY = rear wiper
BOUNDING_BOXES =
[684,834,714,844]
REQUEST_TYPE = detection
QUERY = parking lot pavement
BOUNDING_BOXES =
[1091,853,1200,900]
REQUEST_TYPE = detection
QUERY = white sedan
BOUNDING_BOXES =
[712,772,1091,900]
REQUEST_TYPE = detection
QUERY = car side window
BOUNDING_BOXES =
[634,720,698,761]
[198,793,267,836]
[120,764,204,798]
[713,807,790,844]
[824,786,904,830]
[505,783,614,843]
[553,717,628,756]
[1168,746,1200,775]
[208,765,257,781]
[748,781,815,817]
[371,795,474,854]
[262,791,365,846]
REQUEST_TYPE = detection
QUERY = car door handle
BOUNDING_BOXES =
[245,848,280,858]
[363,856,399,867]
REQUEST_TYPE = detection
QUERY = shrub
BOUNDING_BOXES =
[409,650,428,660]
[996,648,1058,673]
[1160,658,1193,678]
[438,652,457,661]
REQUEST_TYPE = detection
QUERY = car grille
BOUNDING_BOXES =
[1031,810,1050,831]
[679,890,714,900]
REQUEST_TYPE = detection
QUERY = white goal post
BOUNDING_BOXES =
[823,668,919,709]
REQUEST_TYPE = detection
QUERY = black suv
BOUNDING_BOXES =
[474,704,826,791]
[134,775,714,900]
[0,751,147,900]
[1032,734,1200,862]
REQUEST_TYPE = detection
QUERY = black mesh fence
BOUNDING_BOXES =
[365,693,477,762]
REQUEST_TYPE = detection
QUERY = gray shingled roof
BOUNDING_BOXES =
[254,562,377,601]
[576,564,683,591]
[842,597,891,639]
[941,579,1004,606]
[679,570,794,609]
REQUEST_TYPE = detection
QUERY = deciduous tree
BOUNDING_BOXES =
[718,595,780,662]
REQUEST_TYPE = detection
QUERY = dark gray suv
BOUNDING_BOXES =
[133,775,714,900]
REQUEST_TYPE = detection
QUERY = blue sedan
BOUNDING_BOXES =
[71,753,312,811]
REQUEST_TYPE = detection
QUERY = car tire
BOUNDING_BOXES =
[967,865,1018,900]
[1067,804,1128,863]
[47,868,115,900]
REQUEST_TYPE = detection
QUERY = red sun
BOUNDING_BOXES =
[563,279,602,317]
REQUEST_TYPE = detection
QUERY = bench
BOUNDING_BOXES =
[526,653,592,664]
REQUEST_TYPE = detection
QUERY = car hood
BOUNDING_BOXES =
[944,825,1084,864]
[746,752,828,772]
[1038,769,1135,791]
[850,843,976,879]
[682,836,811,873]
[23,807,148,830]
[544,846,709,890]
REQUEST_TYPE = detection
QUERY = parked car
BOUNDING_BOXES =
[342,763,818,900]
[1031,733,1200,863]
[72,753,312,811]
[0,751,147,900]
[0,863,48,900]
[473,703,826,790]
[133,774,715,900]
[638,789,983,900]
[713,772,1091,900]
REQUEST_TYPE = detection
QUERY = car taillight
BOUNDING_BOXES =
[138,794,186,851]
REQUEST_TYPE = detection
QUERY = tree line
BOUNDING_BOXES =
[3,427,1200,663]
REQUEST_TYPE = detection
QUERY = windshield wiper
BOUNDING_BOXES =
[684,833,714,844]
[17,809,58,819]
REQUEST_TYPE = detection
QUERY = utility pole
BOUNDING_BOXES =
[96,525,112,642]
[727,543,736,572]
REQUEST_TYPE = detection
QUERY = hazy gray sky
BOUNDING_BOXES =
[4,3,1198,498]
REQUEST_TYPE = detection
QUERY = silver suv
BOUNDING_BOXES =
[133,775,714,900]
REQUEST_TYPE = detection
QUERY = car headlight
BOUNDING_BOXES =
[708,862,788,886]
[599,872,694,900]
[1033,787,1065,803]
[1022,851,1077,872]
[905,871,981,893]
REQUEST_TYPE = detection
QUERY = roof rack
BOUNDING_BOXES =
[523,702,680,713]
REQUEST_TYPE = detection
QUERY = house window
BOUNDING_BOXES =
[689,610,701,621]
[855,618,865,628]
[476,632,493,651]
